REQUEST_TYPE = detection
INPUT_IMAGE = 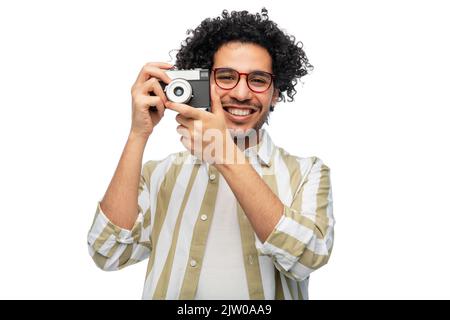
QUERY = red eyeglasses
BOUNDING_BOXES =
[212,68,275,93]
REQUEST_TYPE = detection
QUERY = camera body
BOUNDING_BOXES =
[161,69,210,108]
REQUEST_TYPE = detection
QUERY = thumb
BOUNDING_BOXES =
[210,84,224,116]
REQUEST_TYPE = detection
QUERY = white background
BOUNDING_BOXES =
[1,0,449,299]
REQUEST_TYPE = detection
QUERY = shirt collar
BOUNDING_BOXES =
[243,129,275,167]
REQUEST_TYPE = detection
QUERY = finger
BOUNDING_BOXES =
[147,62,174,69]
[210,84,224,116]
[175,114,192,128]
[139,96,165,118]
[180,135,192,151]
[176,124,190,136]
[134,63,173,86]
[154,98,165,119]
[140,78,168,104]
[166,101,202,119]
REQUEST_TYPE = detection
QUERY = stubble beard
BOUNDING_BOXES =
[228,107,270,150]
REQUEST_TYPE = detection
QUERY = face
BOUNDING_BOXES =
[211,42,278,140]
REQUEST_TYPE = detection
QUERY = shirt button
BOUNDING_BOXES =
[209,173,216,181]
[200,214,208,221]
[190,259,197,267]
[248,255,254,265]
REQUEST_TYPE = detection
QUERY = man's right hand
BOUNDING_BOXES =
[130,62,173,138]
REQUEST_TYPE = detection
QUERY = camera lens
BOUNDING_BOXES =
[165,79,193,104]
[174,87,184,97]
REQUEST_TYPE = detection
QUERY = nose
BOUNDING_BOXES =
[229,75,252,101]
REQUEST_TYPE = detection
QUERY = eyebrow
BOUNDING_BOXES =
[214,67,272,74]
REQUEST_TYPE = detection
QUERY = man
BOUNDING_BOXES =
[87,9,334,300]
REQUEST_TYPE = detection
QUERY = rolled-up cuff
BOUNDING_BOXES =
[87,203,136,257]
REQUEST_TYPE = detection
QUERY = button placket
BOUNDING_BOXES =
[208,166,218,183]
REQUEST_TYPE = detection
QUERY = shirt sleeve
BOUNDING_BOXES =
[86,161,155,271]
[256,157,335,281]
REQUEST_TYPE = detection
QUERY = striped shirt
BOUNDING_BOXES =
[87,129,334,300]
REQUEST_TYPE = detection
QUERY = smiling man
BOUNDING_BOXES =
[87,8,335,300]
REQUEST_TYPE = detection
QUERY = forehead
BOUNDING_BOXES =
[213,42,273,73]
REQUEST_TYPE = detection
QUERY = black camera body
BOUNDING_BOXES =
[161,69,210,108]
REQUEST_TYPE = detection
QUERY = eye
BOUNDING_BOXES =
[216,70,238,83]
[249,77,269,87]
[217,75,236,80]
[251,78,268,83]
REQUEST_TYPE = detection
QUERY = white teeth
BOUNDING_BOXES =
[227,108,252,116]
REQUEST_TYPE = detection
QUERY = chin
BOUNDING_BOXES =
[228,125,258,139]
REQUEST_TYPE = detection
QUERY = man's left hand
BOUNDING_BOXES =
[166,84,239,164]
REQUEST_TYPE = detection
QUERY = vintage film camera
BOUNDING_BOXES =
[160,68,210,108]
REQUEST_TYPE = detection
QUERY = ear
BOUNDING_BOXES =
[271,88,280,108]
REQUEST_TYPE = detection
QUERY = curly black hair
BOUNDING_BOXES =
[175,8,313,103]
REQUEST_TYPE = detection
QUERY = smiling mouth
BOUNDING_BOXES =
[223,107,257,117]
